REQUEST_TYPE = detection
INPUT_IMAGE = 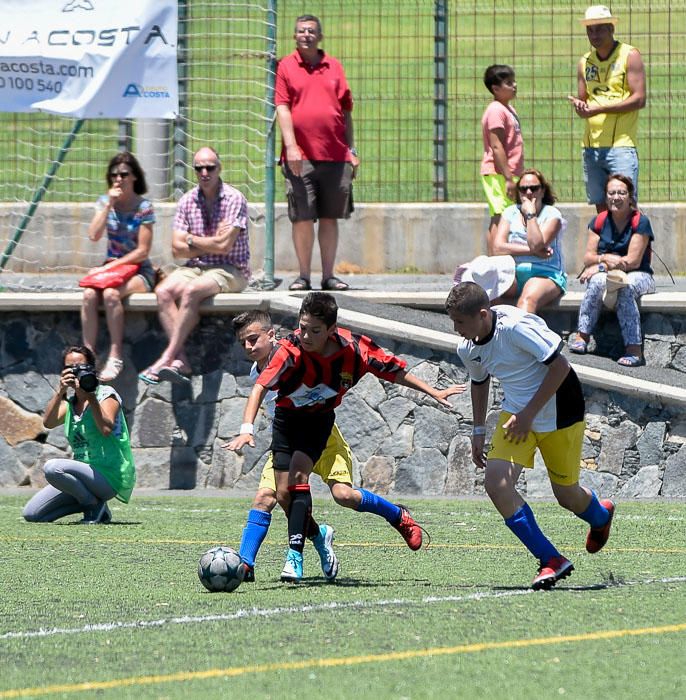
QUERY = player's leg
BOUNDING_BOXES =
[539,423,614,555]
[487,413,572,589]
[316,424,424,550]
[22,484,82,522]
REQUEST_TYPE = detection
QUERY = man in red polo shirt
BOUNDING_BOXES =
[275,14,360,292]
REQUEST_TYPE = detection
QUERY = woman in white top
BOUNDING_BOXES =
[491,168,566,314]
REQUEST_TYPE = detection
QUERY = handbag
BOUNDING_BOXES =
[78,263,141,289]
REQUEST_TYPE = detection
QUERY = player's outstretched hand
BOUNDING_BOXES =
[222,433,255,452]
[470,434,487,469]
[434,384,467,407]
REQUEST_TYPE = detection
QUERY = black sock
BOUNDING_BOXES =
[288,485,311,553]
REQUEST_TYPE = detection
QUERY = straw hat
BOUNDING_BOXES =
[581,5,619,26]
[453,255,516,301]
[602,269,630,310]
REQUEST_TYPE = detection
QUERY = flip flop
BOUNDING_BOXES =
[138,367,161,385]
[288,277,311,291]
[321,276,350,291]
[99,357,124,383]
[617,355,645,367]
[157,366,192,385]
[569,337,588,354]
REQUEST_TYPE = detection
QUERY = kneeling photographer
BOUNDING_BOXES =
[23,345,136,524]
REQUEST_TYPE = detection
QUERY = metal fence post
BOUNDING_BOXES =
[173,0,189,200]
[434,0,447,201]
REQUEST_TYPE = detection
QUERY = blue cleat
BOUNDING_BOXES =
[311,524,339,581]
[280,548,303,583]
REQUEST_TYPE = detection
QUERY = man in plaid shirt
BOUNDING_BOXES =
[139,146,251,385]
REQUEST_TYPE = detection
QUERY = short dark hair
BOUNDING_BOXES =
[516,168,557,206]
[232,310,273,334]
[62,344,96,367]
[295,14,322,33]
[445,282,490,317]
[606,172,637,209]
[299,291,338,327]
[106,151,147,195]
[483,64,515,94]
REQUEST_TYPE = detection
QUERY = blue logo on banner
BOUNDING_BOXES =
[123,83,171,98]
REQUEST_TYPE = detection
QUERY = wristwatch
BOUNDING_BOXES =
[524,212,536,221]
[598,262,607,272]
[349,147,358,157]
[186,235,194,248]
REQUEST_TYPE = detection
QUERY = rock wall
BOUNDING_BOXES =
[1,310,685,499]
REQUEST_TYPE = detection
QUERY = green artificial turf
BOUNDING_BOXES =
[1,494,684,698]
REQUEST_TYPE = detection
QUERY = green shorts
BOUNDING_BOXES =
[515,262,567,294]
[481,174,518,217]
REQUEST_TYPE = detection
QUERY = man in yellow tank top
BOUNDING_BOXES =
[568,6,646,212]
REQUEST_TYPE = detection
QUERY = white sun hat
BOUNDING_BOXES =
[602,269,630,310]
[581,5,619,26]
[453,255,516,301]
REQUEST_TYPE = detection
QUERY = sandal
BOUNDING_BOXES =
[569,337,588,354]
[617,355,645,367]
[158,365,192,385]
[321,276,350,291]
[288,277,311,291]
[138,367,161,385]
[99,357,124,382]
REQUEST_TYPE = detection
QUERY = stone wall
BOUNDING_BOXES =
[1,309,685,499]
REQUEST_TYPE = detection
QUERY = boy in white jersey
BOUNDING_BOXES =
[445,281,615,590]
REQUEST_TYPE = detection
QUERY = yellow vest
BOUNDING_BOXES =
[582,41,639,148]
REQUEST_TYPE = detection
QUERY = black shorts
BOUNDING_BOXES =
[282,160,353,222]
[271,407,336,471]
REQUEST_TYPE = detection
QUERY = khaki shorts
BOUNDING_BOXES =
[283,160,353,222]
[166,265,247,293]
[258,423,353,491]
[481,173,518,217]
[487,411,585,486]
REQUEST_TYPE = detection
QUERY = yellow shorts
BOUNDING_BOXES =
[487,411,585,486]
[258,423,353,491]
[166,265,247,293]
[481,173,518,216]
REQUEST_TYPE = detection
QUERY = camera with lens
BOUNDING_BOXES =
[73,364,99,392]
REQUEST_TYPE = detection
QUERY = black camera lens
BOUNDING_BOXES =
[74,364,99,392]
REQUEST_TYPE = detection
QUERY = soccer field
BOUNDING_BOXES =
[1,494,685,699]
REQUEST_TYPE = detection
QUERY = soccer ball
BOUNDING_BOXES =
[198,546,245,592]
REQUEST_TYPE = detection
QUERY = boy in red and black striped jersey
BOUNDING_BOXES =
[227,292,465,581]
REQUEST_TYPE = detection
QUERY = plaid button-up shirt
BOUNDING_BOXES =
[174,181,250,278]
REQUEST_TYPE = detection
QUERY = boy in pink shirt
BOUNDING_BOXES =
[480,65,524,253]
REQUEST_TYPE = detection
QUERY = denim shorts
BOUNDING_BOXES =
[515,262,567,294]
[583,147,639,205]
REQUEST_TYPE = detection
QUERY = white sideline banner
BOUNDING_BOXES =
[0,0,178,118]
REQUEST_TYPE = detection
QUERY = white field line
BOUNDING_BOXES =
[2,577,685,642]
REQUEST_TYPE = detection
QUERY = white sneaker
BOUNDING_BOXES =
[280,548,303,582]
[312,524,339,581]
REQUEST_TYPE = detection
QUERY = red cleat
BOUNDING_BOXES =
[586,500,615,554]
[393,505,424,550]
[532,556,574,590]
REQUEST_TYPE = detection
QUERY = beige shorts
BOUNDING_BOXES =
[166,265,247,293]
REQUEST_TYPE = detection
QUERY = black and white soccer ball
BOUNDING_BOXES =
[198,546,245,592]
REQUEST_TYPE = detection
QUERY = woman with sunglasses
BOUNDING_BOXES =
[491,168,566,313]
[569,174,654,367]
[82,151,156,382]
[22,345,136,524]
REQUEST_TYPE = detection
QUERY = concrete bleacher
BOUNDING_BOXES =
[2,275,686,406]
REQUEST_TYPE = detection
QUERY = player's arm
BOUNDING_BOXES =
[223,383,268,451]
[470,377,490,469]
[503,353,570,443]
[395,370,466,407]
[488,128,517,201]
[344,110,360,177]
[275,104,302,177]
[568,58,590,115]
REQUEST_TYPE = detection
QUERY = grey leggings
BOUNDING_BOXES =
[577,270,655,346]
[22,458,117,522]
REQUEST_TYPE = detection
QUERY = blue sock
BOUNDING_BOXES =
[355,488,402,525]
[505,502,560,562]
[238,509,272,568]
[577,491,610,528]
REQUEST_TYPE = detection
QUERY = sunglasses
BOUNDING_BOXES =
[518,184,541,193]
[194,164,218,173]
[109,171,131,179]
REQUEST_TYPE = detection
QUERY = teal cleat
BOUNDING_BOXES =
[280,548,303,583]
[312,524,339,581]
